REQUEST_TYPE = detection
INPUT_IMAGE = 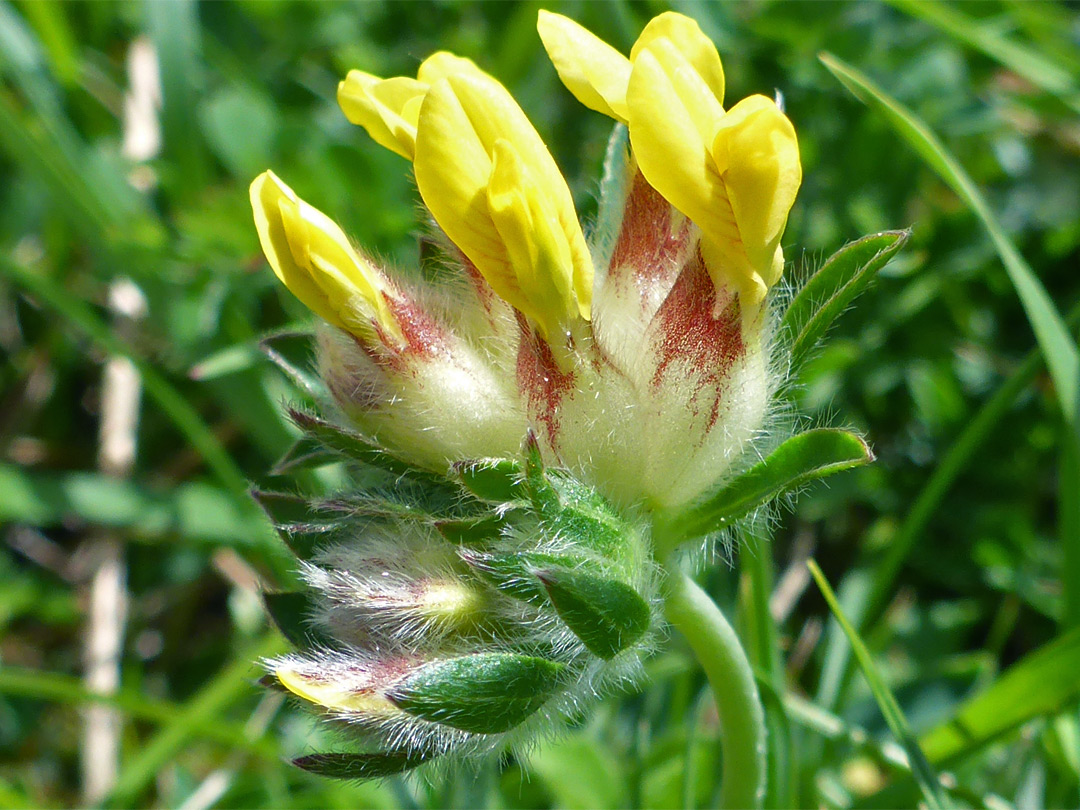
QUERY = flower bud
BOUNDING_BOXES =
[387,652,566,734]
[250,171,401,343]
[535,567,651,660]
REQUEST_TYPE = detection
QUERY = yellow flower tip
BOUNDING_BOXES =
[626,34,799,303]
[487,139,580,340]
[275,665,397,716]
[630,12,724,108]
[337,71,425,160]
[537,10,631,123]
[710,94,802,290]
[416,50,487,84]
[336,53,484,162]
[249,170,402,342]
[413,71,592,340]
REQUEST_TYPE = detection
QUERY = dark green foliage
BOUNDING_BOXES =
[293,751,437,780]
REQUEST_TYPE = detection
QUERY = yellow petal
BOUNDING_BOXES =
[630,11,724,108]
[337,72,427,160]
[637,37,724,146]
[626,49,725,242]
[276,665,397,716]
[417,51,487,84]
[414,73,592,330]
[711,95,801,289]
[487,139,578,338]
[537,10,631,122]
[700,236,768,314]
[249,171,399,340]
[413,78,510,277]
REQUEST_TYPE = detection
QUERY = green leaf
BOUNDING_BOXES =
[451,458,524,503]
[520,447,627,559]
[820,52,1080,432]
[919,625,1080,764]
[434,514,507,545]
[665,429,873,542]
[537,569,650,659]
[270,436,339,476]
[458,548,603,602]
[388,653,565,734]
[293,751,437,781]
[250,489,339,561]
[782,231,909,374]
[595,123,632,257]
[807,561,950,810]
[263,591,331,649]
[259,330,328,403]
[289,410,416,477]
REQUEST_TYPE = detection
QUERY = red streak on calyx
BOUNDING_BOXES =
[516,317,575,445]
[609,171,690,303]
[650,249,744,436]
[375,293,449,370]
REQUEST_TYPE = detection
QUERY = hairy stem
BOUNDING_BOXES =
[663,563,767,810]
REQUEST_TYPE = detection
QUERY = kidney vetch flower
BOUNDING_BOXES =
[247,8,892,789]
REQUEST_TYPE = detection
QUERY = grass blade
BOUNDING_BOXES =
[1062,428,1080,629]
[886,0,1080,115]
[819,52,1080,433]
[146,0,207,197]
[0,667,278,759]
[2,256,248,497]
[807,560,950,810]
[102,633,286,808]
[2,257,293,578]
[920,625,1080,765]
[821,302,1080,713]
[0,463,268,550]
[861,626,1080,807]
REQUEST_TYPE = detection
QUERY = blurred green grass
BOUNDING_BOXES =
[1,1,1079,807]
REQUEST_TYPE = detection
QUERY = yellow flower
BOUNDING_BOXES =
[249,170,401,343]
[340,54,593,341]
[539,10,801,315]
[337,52,484,160]
[413,72,592,340]
[250,11,801,509]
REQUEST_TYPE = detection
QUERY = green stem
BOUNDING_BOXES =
[663,564,766,810]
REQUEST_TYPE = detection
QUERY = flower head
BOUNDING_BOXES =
[250,8,809,780]
[540,10,801,315]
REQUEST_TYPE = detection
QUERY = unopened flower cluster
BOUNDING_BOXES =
[250,11,800,776]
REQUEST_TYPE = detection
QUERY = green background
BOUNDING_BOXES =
[1,1,1079,807]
